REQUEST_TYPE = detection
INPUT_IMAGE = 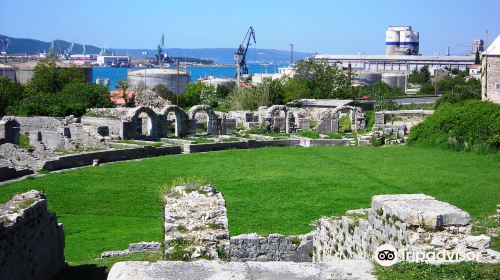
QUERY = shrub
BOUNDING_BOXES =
[408,100,500,152]
[19,134,32,149]
[371,137,384,147]
[297,130,320,139]
[7,83,113,117]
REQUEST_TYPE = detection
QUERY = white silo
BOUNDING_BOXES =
[382,73,406,91]
[128,68,190,94]
[385,29,400,55]
[353,71,382,86]
[385,26,419,56]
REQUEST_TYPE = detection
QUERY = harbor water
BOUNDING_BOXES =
[92,64,280,90]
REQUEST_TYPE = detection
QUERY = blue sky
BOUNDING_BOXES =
[1,0,499,55]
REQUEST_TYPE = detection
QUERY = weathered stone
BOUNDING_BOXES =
[100,241,161,259]
[164,184,229,261]
[0,190,65,280]
[371,194,471,228]
[129,241,161,253]
[346,208,371,215]
[314,194,499,264]
[107,260,376,280]
[464,235,491,249]
[229,232,313,262]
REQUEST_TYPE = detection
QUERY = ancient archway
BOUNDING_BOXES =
[187,105,217,135]
[336,106,366,132]
[265,105,289,133]
[124,107,159,140]
[160,105,188,137]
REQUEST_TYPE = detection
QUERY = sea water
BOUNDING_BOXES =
[92,64,281,90]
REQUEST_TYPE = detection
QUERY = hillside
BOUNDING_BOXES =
[0,35,311,64]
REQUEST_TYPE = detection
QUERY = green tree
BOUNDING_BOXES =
[283,77,309,102]
[215,85,230,99]
[25,58,84,94]
[0,77,25,116]
[417,83,435,95]
[293,58,351,99]
[182,82,215,108]
[152,84,176,101]
[7,83,113,117]
[408,66,431,85]
[370,81,400,111]
[435,77,481,108]
[228,78,285,110]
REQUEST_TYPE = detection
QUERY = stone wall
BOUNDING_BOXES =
[298,138,350,147]
[42,146,181,171]
[164,185,230,261]
[230,233,313,262]
[0,118,20,145]
[0,143,47,170]
[313,194,500,264]
[80,116,123,137]
[0,190,65,280]
[8,116,64,133]
[183,139,301,153]
[0,165,33,182]
[107,260,375,280]
[482,55,500,104]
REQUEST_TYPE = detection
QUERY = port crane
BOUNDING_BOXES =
[156,33,168,67]
[234,26,256,87]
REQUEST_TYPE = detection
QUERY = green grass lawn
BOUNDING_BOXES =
[1,146,499,266]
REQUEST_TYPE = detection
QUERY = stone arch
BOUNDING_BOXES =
[123,106,159,140]
[160,105,188,137]
[265,105,290,133]
[335,106,366,132]
[187,105,218,135]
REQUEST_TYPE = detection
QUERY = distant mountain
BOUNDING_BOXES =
[0,35,100,55]
[0,35,311,64]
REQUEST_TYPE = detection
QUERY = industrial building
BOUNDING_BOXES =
[313,54,475,73]
[312,25,480,92]
[314,25,476,73]
[96,55,131,67]
[0,61,92,84]
[128,68,190,94]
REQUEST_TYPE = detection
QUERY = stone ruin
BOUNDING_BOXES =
[314,194,499,263]
[100,241,161,259]
[108,188,499,279]
[164,184,230,261]
[0,100,371,183]
[108,260,375,280]
[369,109,434,145]
[229,103,367,134]
[133,89,172,113]
[0,190,65,280]
[162,184,314,263]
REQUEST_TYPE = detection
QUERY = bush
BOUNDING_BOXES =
[408,100,500,152]
[297,130,320,139]
[0,77,26,117]
[7,83,113,117]
[417,83,434,95]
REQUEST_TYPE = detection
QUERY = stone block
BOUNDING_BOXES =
[107,260,376,280]
[0,190,65,280]
[129,241,161,253]
[371,194,471,228]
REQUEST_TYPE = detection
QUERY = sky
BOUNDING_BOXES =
[1,0,499,55]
